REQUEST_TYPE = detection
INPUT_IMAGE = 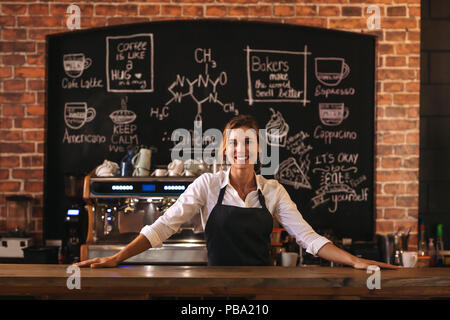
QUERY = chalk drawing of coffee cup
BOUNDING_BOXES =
[63,53,92,78]
[319,103,349,126]
[64,102,96,130]
[315,58,350,87]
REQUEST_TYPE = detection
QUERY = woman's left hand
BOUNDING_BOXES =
[352,257,401,270]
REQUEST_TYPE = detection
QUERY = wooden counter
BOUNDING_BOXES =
[1,264,450,300]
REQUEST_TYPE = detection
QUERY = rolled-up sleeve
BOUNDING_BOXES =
[140,173,209,248]
[274,184,331,256]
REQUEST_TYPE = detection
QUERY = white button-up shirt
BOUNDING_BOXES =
[140,168,331,256]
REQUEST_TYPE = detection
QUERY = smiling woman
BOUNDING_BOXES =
[75,115,398,269]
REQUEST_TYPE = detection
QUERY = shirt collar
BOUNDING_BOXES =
[220,167,262,191]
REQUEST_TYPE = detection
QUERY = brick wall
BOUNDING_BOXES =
[0,0,420,249]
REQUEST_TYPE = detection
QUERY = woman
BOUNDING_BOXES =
[75,115,398,269]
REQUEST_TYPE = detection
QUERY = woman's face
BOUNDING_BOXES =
[224,126,259,169]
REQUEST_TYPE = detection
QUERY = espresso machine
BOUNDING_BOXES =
[81,175,207,264]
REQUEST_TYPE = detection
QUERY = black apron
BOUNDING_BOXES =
[204,185,273,266]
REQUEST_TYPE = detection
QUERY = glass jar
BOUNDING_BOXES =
[5,195,33,237]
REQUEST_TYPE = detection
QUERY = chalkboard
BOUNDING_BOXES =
[45,20,376,242]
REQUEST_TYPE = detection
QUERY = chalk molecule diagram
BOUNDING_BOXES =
[151,48,238,125]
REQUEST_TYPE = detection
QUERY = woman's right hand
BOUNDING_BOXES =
[73,256,119,268]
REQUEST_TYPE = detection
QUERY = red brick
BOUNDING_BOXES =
[4,80,26,91]
[376,146,393,156]
[26,105,45,116]
[24,130,44,142]
[376,170,418,182]
[394,145,419,156]
[396,196,418,208]
[407,31,420,42]
[21,155,43,168]
[393,93,420,105]
[0,130,22,141]
[396,44,420,55]
[287,18,326,28]
[1,4,27,15]
[26,55,45,66]
[2,29,27,40]
[49,4,68,15]
[295,5,317,16]
[378,69,416,80]
[377,120,417,131]
[0,142,35,153]
[24,181,43,193]
[2,105,25,117]
[139,5,160,16]
[117,5,138,15]
[384,208,406,219]
[218,0,257,3]
[0,42,35,53]
[2,55,25,66]
[18,17,62,27]
[381,132,405,144]
[405,132,419,144]
[95,5,117,16]
[0,17,15,27]
[382,18,417,29]
[15,67,45,79]
[0,93,35,104]
[249,6,271,17]
[14,118,45,129]
[0,170,9,180]
[385,31,406,42]
[0,182,21,192]
[206,6,227,17]
[383,183,405,194]
[378,44,394,55]
[381,158,402,169]
[228,6,248,16]
[376,196,395,207]
[0,156,20,168]
[387,6,407,16]
[385,107,406,118]
[409,6,420,18]
[342,6,362,16]
[106,17,149,26]
[318,6,340,16]
[161,5,182,16]
[80,17,108,28]
[385,56,406,67]
[273,5,295,17]
[12,169,44,180]
[383,82,403,92]
[406,183,418,194]
[29,4,49,15]
[0,119,13,129]
[328,18,366,29]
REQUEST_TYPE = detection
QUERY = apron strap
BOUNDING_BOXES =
[217,186,227,205]
[257,189,267,209]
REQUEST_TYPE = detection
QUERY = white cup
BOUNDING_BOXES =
[281,252,298,267]
[152,169,168,177]
[402,251,418,268]
[167,159,184,176]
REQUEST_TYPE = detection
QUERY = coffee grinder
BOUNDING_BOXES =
[62,174,88,263]
[0,196,34,261]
